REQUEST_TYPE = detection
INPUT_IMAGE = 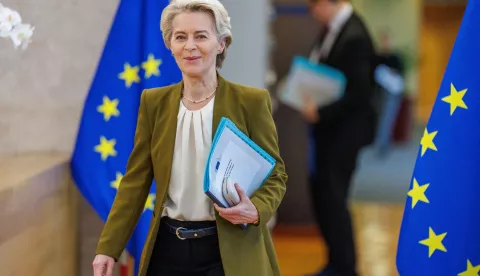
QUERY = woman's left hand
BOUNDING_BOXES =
[214,184,259,225]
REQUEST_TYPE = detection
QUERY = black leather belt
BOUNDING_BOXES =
[165,222,217,240]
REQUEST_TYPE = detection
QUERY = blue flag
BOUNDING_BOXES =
[70,0,180,274]
[396,2,480,275]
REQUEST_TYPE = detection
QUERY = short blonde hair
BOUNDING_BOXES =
[160,0,233,68]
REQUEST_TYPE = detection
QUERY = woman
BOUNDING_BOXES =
[92,0,287,275]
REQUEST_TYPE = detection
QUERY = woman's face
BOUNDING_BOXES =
[170,11,225,78]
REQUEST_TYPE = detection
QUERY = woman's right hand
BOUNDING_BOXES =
[93,254,115,276]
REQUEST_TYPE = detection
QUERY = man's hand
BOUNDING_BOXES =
[301,93,319,123]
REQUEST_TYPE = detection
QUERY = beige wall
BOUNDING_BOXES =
[0,154,79,276]
[0,0,119,154]
[352,0,422,96]
[0,153,118,276]
[0,2,122,271]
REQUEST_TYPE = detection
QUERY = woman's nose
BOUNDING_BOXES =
[184,37,196,51]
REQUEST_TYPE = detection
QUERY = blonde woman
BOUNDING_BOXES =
[92,0,288,275]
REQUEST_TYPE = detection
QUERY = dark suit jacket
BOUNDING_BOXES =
[313,13,377,151]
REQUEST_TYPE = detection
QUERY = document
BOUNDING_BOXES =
[204,117,276,209]
[278,56,346,111]
[214,141,261,205]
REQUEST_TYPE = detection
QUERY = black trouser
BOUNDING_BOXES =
[147,217,225,276]
[309,142,360,276]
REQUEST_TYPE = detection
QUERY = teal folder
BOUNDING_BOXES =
[279,56,346,111]
[204,117,276,211]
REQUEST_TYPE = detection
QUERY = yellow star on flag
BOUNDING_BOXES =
[110,172,123,190]
[94,136,117,161]
[442,83,468,115]
[144,193,155,212]
[407,178,430,208]
[118,63,140,88]
[458,260,480,276]
[419,227,447,257]
[420,128,438,157]
[97,96,120,121]
[141,53,162,79]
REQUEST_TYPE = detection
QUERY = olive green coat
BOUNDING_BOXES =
[96,74,288,276]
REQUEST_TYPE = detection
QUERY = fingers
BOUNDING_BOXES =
[220,213,247,224]
[93,255,114,276]
[213,203,226,213]
[93,260,105,276]
[234,184,247,200]
[301,95,311,117]
[302,92,309,104]
[302,92,313,107]
[216,204,241,216]
[214,203,241,221]
[214,193,256,225]
[215,205,250,224]
[105,259,114,276]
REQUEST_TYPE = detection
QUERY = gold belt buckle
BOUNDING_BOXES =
[175,227,187,240]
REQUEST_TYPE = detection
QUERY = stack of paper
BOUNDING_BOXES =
[204,117,276,209]
[278,56,346,111]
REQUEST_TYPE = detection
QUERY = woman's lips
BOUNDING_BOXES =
[184,56,200,61]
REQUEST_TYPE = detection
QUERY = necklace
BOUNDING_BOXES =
[182,84,217,104]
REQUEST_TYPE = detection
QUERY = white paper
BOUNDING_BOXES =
[206,125,274,208]
[375,64,404,95]
[214,141,261,199]
[278,57,345,111]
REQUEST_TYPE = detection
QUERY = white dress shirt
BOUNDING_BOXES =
[161,97,216,221]
[309,3,353,63]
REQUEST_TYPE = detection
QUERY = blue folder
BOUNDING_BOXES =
[279,56,346,111]
[204,117,276,211]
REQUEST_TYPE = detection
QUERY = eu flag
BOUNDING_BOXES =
[397,2,480,275]
[70,0,180,274]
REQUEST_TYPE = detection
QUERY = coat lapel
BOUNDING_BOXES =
[168,81,183,114]
[157,81,182,196]
[212,73,229,139]
[325,14,354,64]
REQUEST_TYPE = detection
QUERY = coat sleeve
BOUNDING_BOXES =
[248,89,288,226]
[317,36,375,124]
[95,89,154,261]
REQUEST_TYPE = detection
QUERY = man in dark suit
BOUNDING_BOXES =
[301,0,377,275]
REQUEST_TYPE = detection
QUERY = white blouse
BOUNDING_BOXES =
[161,97,216,221]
